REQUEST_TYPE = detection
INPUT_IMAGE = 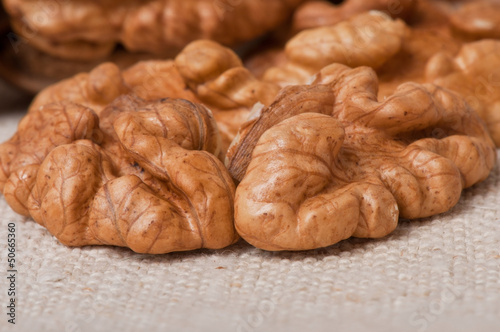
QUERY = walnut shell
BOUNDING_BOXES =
[228,64,496,251]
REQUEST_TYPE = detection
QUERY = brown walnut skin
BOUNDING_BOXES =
[28,63,132,116]
[28,40,280,155]
[292,0,416,32]
[0,102,101,216]
[2,0,307,61]
[243,48,288,80]
[174,40,281,150]
[425,40,500,147]
[436,0,500,40]
[1,97,238,254]
[1,0,306,92]
[251,1,467,98]
[229,64,496,251]
[263,11,406,87]
[28,60,199,116]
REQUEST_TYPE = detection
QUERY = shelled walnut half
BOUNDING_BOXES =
[263,11,406,87]
[437,0,500,40]
[227,64,496,251]
[2,0,307,60]
[0,0,307,92]
[292,0,416,32]
[27,40,281,154]
[426,40,500,146]
[0,97,238,253]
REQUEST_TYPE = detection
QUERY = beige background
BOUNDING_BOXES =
[0,79,499,332]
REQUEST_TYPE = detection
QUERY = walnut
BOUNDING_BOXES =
[123,60,199,102]
[1,0,307,92]
[438,1,500,39]
[174,40,280,110]
[425,40,500,146]
[174,40,281,150]
[28,63,132,115]
[243,48,288,80]
[3,0,306,61]
[1,96,238,253]
[228,64,496,250]
[0,102,100,216]
[375,0,462,98]
[292,0,416,32]
[0,30,153,94]
[263,11,406,87]
[30,40,280,154]
[243,0,445,84]
[28,58,205,115]
[243,1,466,96]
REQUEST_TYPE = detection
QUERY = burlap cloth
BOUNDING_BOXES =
[0,80,499,332]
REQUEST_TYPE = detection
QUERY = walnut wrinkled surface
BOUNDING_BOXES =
[0,0,306,92]
[1,39,290,252]
[0,97,238,253]
[292,0,415,32]
[28,40,280,154]
[2,4,500,253]
[228,64,496,251]
[3,0,306,60]
[426,40,500,146]
[438,0,500,39]
[263,11,406,87]
[174,40,281,149]
[374,0,462,98]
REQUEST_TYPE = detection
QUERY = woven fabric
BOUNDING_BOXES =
[0,84,499,332]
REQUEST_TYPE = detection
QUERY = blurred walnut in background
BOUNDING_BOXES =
[3,0,307,60]
[0,0,307,92]
[426,40,500,146]
[244,0,416,80]
[292,0,500,37]
[432,0,500,40]
[292,0,415,32]
[262,11,406,87]
[245,0,500,89]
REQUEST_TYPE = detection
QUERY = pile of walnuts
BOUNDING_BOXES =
[0,0,498,253]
